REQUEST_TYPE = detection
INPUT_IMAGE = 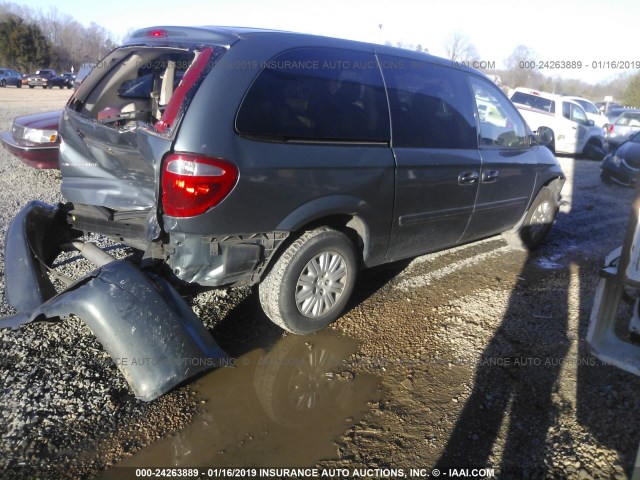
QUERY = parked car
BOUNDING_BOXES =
[564,96,610,130]
[1,26,565,400]
[27,69,57,88]
[510,87,606,160]
[0,68,23,88]
[605,110,640,149]
[606,107,632,122]
[0,110,61,169]
[50,72,74,89]
[601,131,640,186]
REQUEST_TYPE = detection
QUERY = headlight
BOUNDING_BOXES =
[23,128,58,143]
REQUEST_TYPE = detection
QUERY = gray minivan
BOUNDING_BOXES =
[9,26,564,336]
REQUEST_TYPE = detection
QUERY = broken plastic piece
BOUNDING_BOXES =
[1,261,229,401]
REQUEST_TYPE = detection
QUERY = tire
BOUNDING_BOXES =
[259,227,358,335]
[17,83,21,88]
[0,80,5,88]
[600,170,612,183]
[28,85,34,89]
[583,138,606,161]
[503,187,558,250]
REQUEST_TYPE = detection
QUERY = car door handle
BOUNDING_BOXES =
[482,170,500,183]
[458,171,479,185]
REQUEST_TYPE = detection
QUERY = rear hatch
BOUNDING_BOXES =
[59,38,226,245]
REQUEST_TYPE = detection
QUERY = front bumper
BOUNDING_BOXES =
[601,154,638,187]
[1,201,229,401]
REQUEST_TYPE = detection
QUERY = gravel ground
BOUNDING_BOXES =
[0,88,639,479]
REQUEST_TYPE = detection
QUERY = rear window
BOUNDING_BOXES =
[510,92,556,114]
[236,47,390,143]
[69,46,225,134]
[617,113,640,126]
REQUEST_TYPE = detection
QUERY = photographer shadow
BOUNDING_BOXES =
[434,239,571,476]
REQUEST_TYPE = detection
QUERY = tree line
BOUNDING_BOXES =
[2,7,638,106]
[0,2,116,73]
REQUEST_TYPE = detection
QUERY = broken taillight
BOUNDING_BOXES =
[161,153,238,217]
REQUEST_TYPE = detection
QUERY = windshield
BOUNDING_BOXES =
[573,99,599,114]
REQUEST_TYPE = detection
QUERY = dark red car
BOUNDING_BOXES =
[0,110,61,169]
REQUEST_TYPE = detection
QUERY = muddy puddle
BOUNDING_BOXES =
[102,329,380,475]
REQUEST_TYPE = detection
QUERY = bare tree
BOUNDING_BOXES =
[1,1,115,72]
[503,45,539,88]
[444,31,479,63]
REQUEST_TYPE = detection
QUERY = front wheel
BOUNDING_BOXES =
[583,138,606,161]
[503,187,558,250]
[259,227,358,335]
[0,80,6,88]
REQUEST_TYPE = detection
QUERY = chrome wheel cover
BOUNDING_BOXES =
[529,200,553,242]
[295,251,348,318]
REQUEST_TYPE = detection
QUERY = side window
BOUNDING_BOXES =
[571,104,588,124]
[563,102,589,125]
[379,56,476,149]
[236,48,389,142]
[469,77,529,148]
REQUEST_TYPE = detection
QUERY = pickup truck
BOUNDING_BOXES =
[26,69,57,88]
[510,87,606,160]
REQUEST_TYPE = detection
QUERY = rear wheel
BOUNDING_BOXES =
[259,227,358,335]
[0,80,6,87]
[503,187,558,250]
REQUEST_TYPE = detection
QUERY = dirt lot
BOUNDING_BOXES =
[0,88,639,479]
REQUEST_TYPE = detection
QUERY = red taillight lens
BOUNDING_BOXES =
[161,153,238,217]
[608,124,614,133]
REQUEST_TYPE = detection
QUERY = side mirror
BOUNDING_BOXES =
[587,119,595,127]
[535,127,554,146]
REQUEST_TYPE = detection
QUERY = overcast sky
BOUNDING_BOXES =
[12,0,640,85]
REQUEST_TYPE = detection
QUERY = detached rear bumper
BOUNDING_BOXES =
[2,201,229,401]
